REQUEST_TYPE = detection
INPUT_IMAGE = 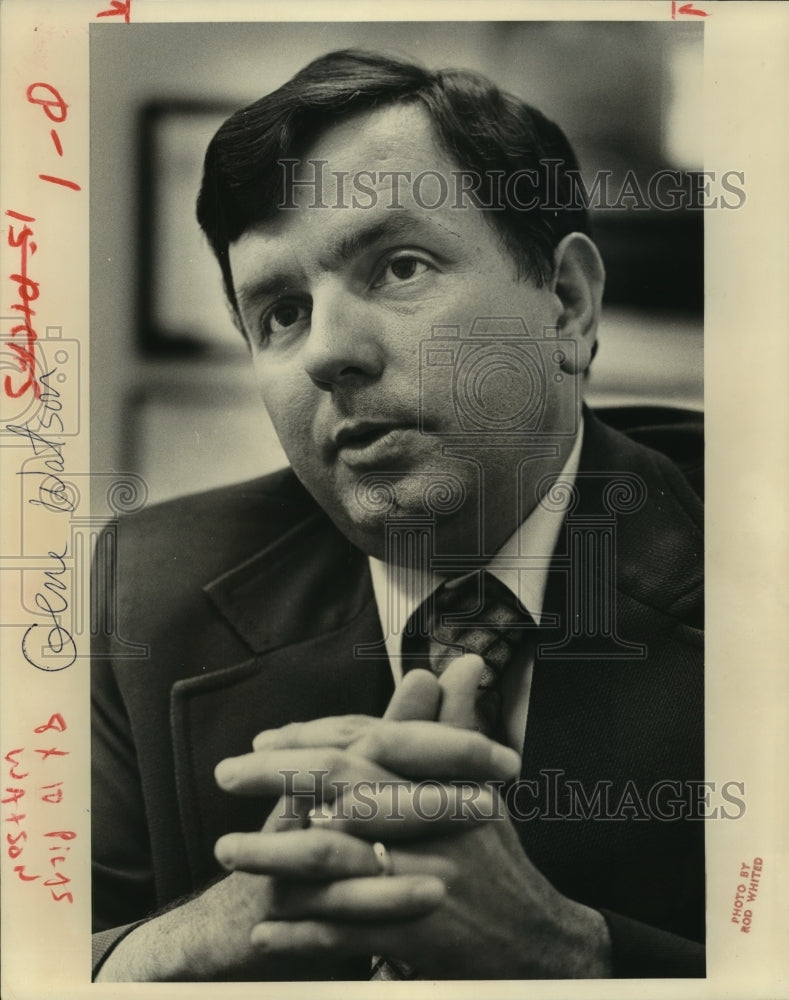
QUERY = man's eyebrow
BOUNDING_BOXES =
[235,211,442,315]
[236,273,293,316]
[318,213,426,271]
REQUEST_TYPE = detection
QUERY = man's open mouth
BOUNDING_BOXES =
[333,422,412,467]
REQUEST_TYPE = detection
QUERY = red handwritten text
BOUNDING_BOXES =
[671,2,709,17]
[5,209,40,400]
[26,83,82,192]
[96,0,132,23]
[2,714,75,903]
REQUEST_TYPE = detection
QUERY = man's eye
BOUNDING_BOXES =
[263,301,310,337]
[375,255,431,287]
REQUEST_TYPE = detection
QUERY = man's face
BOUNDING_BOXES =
[229,104,585,560]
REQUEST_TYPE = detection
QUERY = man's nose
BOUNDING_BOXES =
[302,288,385,391]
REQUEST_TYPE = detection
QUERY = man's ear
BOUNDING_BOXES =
[550,233,605,375]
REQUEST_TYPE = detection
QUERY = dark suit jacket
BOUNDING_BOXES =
[91,409,704,979]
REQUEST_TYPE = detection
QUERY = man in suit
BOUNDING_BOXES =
[92,50,704,980]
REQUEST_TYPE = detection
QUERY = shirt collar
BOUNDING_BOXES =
[368,421,585,673]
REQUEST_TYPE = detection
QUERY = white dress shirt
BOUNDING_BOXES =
[368,422,584,753]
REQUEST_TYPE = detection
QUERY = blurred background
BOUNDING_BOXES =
[91,20,703,505]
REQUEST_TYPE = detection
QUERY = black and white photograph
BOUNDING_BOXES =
[90,20,710,982]
[1,4,787,997]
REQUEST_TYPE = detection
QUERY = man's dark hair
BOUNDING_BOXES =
[196,48,589,316]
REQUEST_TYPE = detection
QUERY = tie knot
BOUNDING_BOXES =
[403,569,536,678]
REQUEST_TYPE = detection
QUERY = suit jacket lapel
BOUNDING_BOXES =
[522,407,703,784]
[517,411,704,926]
[169,503,393,887]
[203,505,373,655]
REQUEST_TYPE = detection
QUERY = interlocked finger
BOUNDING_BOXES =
[216,826,459,883]
[252,715,377,753]
[306,780,507,840]
[348,722,520,784]
[215,828,387,878]
[215,747,403,799]
[268,874,445,921]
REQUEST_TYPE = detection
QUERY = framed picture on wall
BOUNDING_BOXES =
[137,101,244,356]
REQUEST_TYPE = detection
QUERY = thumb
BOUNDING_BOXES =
[383,668,441,721]
[437,654,488,729]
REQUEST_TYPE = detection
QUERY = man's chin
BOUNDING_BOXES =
[333,495,428,560]
[328,477,475,560]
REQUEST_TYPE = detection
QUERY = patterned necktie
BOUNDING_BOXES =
[371,570,536,980]
[401,569,537,742]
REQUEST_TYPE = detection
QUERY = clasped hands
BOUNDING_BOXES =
[213,655,611,979]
